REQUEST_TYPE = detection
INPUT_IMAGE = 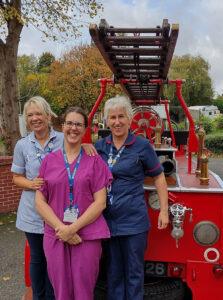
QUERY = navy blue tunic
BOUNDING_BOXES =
[95,132,163,236]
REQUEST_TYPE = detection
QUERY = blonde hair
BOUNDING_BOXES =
[104,95,133,121]
[23,96,57,127]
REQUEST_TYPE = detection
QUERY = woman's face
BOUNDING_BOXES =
[26,103,50,134]
[107,106,131,140]
[63,112,86,146]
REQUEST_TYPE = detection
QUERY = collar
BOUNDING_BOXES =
[29,127,57,143]
[105,131,136,146]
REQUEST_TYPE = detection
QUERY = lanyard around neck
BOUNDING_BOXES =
[35,141,54,163]
[107,145,125,170]
[63,147,82,207]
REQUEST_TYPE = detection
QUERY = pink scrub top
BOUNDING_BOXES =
[39,149,112,240]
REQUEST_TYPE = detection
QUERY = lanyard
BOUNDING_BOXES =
[63,147,82,208]
[107,145,125,205]
[35,141,54,163]
[107,145,125,170]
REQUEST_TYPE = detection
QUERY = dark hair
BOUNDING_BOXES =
[63,107,88,127]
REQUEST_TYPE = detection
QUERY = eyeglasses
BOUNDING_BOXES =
[64,121,85,129]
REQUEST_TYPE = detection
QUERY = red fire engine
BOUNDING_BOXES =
[24,19,223,300]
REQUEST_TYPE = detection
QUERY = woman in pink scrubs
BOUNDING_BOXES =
[35,106,112,300]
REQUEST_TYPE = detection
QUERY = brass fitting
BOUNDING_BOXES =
[200,151,209,185]
[154,126,162,148]
[196,124,205,177]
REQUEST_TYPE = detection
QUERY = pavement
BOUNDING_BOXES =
[208,157,223,179]
[0,221,25,300]
[0,157,222,300]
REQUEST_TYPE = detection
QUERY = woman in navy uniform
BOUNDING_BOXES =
[95,95,169,300]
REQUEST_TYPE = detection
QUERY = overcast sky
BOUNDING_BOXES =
[18,0,223,96]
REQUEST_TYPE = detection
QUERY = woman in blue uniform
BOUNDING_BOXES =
[95,95,169,300]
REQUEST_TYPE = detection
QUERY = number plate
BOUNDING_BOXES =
[145,261,167,277]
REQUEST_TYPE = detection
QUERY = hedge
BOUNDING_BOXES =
[205,133,223,154]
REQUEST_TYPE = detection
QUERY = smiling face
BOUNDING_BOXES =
[26,103,51,134]
[63,112,86,146]
[106,106,131,140]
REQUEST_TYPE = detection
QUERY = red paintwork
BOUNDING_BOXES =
[145,152,223,299]
[24,240,31,287]
[131,110,164,142]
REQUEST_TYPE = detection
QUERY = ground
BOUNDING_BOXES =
[0,213,25,300]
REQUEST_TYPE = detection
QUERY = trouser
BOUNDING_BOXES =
[25,232,55,300]
[43,236,102,300]
[107,232,148,300]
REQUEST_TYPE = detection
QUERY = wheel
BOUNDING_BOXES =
[94,278,185,300]
[131,106,164,143]
[144,278,185,300]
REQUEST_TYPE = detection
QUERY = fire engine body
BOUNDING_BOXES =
[86,19,223,300]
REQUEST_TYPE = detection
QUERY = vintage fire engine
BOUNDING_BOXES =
[24,20,223,300]
[85,19,223,300]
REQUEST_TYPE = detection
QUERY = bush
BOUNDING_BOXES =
[206,133,223,154]
[213,115,223,130]
[196,116,213,134]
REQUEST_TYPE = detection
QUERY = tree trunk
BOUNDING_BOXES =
[0,0,23,155]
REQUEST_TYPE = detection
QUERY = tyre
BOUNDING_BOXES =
[144,278,185,300]
[94,278,185,300]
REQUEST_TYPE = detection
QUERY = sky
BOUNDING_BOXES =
[18,0,223,96]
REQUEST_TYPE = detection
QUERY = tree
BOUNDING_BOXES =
[165,55,214,107]
[17,54,38,109]
[213,95,223,113]
[37,52,55,73]
[48,45,122,114]
[0,0,102,154]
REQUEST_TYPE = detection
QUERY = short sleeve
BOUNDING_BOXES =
[11,140,26,174]
[141,142,163,177]
[95,140,102,153]
[38,156,49,200]
[90,155,113,194]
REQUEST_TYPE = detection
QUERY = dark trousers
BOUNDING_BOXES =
[25,232,55,300]
[107,231,148,300]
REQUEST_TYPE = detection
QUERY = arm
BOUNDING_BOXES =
[55,187,106,241]
[153,172,169,229]
[35,190,82,244]
[13,173,44,191]
[35,190,64,229]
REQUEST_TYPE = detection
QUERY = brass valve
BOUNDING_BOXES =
[196,124,205,177]
[200,151,209,185]
[154,126,162,148]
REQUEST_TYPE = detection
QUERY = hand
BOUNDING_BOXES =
[55,224,75,242]
[30,177,44,190]
[82,143,98,156]
[67,233,82,245]
[158,210,169,229]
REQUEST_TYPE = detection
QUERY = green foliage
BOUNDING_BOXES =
[213,95,223,113]
[206,133,223,154]
[177,121,188,131]
[213,115,223,130]
[196,115,213,134]
[165,55,214,106]
[0,1,103,41]
[37,52,55,73]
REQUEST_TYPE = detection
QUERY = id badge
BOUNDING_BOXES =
[63,206,79,223]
